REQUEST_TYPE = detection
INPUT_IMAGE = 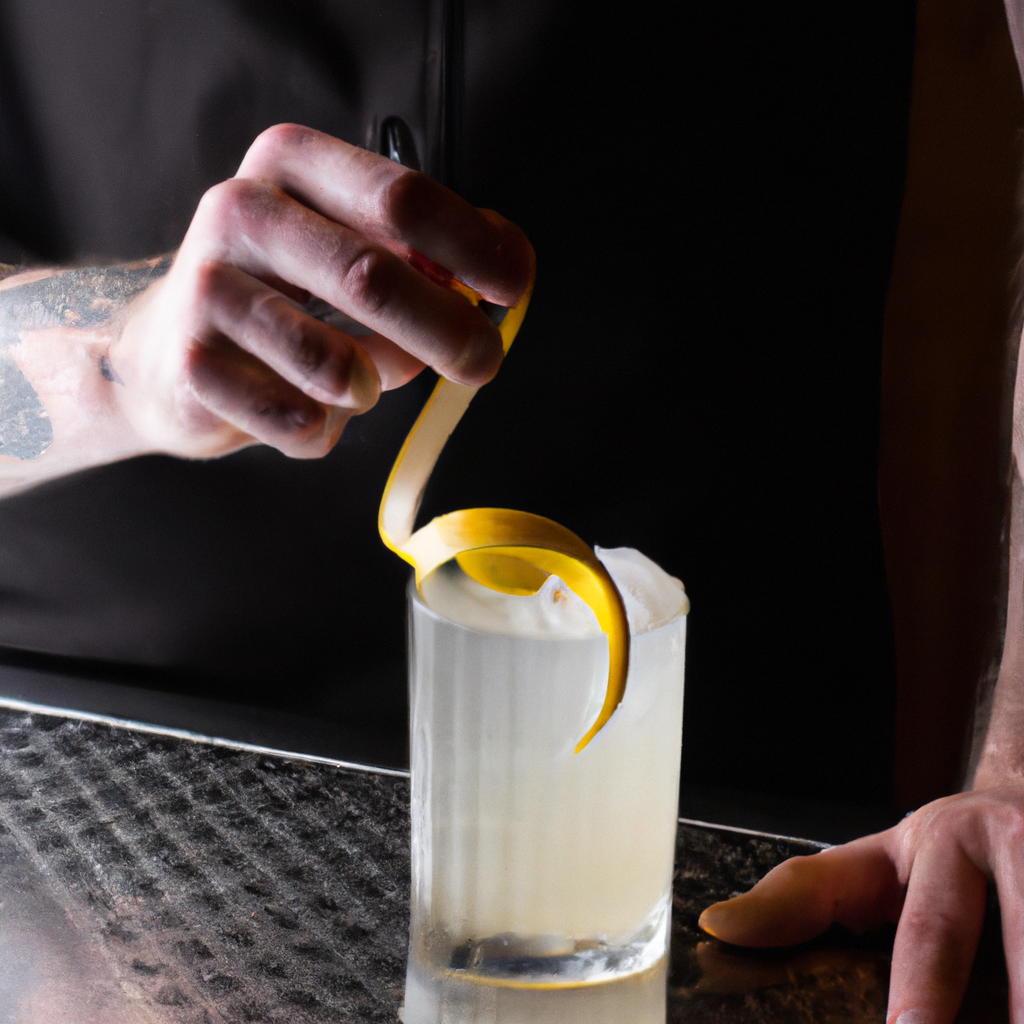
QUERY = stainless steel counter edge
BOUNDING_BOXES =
[0,695,411,778]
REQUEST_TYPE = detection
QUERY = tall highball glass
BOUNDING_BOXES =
[402,579,686,1024]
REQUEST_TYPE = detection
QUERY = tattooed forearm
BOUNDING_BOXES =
[0,255,173,331]
[0,255,172,460]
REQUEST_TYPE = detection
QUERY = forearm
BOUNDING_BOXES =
[974,394,1024,787]
[0,257,171,496]
[972,0,1024,788]
[882,0,1024,809]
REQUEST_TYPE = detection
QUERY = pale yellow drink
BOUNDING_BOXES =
[403,547,687,1019]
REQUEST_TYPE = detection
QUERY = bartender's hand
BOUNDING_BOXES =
[699,781,1024,1023]
[0,124,533,490]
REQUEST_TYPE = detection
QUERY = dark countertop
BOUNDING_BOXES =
[0,706,1007,1023]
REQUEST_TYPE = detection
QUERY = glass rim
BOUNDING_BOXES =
[408,573,687,644]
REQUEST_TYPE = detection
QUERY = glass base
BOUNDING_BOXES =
[401,897,669,1022]
[400,953,667,1024]
[443,894,670,987]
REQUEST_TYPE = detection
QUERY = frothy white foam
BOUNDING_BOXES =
[420,546,687,638]
[594,546,689,634]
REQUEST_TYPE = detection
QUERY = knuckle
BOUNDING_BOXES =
[773,855,815,887]
[376,168,433,236]
[196,177,278,231]
[249,296,346,397]
[342,248,395,315]
[248,377,328,444]
[272,308,315,362]
[191,260,230,305]
[265,397,326,435]
[783,854,814,872]
[449,317,502,385]
[998,805,1024,845]
[195,179,241,230]
[269,401,333,459]
[893,811,932,869]
[289,327,333,382]
[897,903,939,936]
[195,179,239,222]
[244,122,313,173]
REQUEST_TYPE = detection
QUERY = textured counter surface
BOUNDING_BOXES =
[0,707,1007,1022]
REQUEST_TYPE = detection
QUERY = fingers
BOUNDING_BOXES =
[184,176,504,386]
[235,124,534,307]
[173,260,386,458]
[185,334,346,459]
[885,837,987,1024]
[352,332,426,391]
[697,794,1024,1024]
[198,261,381,408]
[699,834,903,948]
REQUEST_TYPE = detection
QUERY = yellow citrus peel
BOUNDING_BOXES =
[378,261,629,752]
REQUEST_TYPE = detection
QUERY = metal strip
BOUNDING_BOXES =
[0,695,411,778]
[678,815,829,848]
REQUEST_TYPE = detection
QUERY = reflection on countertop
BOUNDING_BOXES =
[0,706,1008,1023]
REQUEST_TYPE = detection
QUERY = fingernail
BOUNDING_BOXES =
[344,350,381,410]
[324,405,352,438]
[461,321,503,384]
[890,1010,926,1024]
[697,902,732,939]
[698,906,721,934]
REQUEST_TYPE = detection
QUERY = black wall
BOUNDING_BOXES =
[425,1,916,804]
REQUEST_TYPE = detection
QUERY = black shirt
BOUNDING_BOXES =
[0,0,914,801]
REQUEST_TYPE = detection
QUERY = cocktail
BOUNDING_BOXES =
[377,260,687,1020]
[401,549,687,1021]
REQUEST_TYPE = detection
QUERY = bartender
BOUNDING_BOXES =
[0,1,1018,1022]
[0,128,528,487]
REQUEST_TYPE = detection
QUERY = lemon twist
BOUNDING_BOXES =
[378,263,629,752]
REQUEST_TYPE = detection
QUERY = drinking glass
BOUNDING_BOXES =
[402,581,686,1022]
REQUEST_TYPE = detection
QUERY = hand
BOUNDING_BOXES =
[699,785,1024,1023]
[111,123,533,460]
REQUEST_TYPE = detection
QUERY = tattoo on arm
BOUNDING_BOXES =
[0,255,172,460]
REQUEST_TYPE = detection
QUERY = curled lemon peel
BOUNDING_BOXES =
[378,264,629,752]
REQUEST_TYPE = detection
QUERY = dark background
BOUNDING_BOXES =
[0,0,916,811]
[427,1,916,806]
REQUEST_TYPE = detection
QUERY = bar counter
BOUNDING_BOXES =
[0,705,1008,1022]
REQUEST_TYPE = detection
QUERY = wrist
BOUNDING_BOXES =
[0,266,159,490]
[973,744,1024,791]
[111,275,250,459]
[972,674,1024,791]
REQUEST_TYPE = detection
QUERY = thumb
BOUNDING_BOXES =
[699,833,903,947]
